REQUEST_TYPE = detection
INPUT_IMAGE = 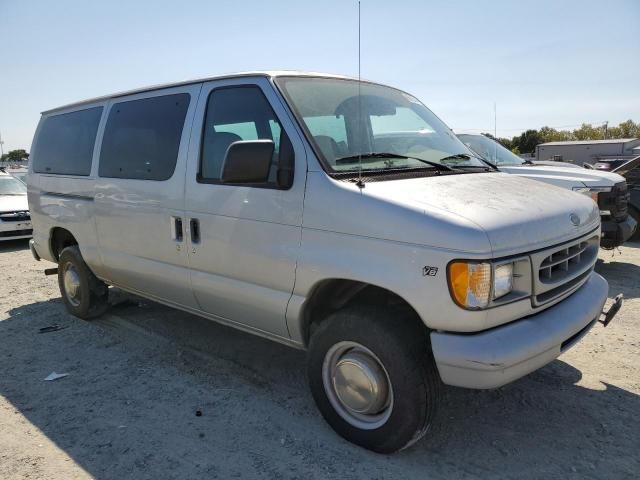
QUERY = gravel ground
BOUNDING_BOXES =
[0,238,639,479]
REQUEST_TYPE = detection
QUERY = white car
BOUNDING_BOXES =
[457,133,637,248]
[0,171,32,241]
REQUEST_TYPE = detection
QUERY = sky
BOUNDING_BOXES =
[0,0,639,152]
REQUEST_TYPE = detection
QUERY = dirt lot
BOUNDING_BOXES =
[0,239,639,480]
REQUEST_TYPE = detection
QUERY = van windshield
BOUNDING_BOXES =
[0,176,27,195]
[276,77,485,174]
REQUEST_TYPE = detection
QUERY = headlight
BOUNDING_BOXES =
[448,261,515,309]
[572,186,611,203]
[572,186,612,214]
[493,263,513,299]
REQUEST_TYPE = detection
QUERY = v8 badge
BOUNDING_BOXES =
[422,266,438,277]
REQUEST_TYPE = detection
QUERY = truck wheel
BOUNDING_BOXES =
[629,206,640,241]
[307,305,440,453]
[58,246,109,319]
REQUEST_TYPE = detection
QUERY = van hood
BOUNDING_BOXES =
[0,194,29,213]
[362,172,600,256]
[499,164,625,189]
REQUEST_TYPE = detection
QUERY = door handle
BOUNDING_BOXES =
[190,218,200,244]
[172,216,184,242]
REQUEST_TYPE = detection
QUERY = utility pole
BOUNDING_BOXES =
[494,103,497,161]
[603,121,608,139]
[0,130,4,157]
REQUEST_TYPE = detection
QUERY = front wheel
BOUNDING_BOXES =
[58,246,109,319]
[307,306,441,453]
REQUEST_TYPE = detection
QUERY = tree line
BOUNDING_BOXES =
[483,119,640,154]
[0,149,29,163]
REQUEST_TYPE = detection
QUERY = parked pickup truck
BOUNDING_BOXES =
[458,133,637,249]
[609,156,640,240]
[27,72,622,452]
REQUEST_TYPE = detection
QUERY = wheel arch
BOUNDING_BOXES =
[298,278,428,348]
[49,227,79,262]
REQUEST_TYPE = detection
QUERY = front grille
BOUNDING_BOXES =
[0,229,32,238]
[0,211,30,222]
[539,241,590,282]
[536,269,591,304]
[530,233,599,307]
[598,181,629,221]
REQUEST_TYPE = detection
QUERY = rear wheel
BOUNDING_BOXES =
[307,305,440,453]
[58,246,108,319]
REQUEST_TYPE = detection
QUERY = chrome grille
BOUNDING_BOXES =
[598,181,629,221]
[539,241,589,282]
[0,211,30,222]
[530,233,599,307]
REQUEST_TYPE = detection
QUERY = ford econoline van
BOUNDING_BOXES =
[27,72,621,452]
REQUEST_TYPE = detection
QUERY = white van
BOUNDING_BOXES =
[27,72,621,453]
[457,133,637,248]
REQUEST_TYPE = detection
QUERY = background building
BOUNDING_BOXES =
[536,138,640,165]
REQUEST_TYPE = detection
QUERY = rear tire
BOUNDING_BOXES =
[307,305,440,453]
[57,246,108,319]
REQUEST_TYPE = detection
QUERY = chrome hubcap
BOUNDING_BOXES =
[63,263,81,307]
[322,342,393,430]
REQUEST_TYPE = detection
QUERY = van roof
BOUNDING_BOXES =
[42,71,360,114]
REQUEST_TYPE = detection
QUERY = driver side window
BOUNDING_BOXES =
[199,86,287,184]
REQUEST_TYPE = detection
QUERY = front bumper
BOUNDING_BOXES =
[0,221,32,241]
[600,215,637,248]
[431,273,609,389]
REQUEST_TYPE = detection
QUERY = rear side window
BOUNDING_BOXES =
[32,107,103,175]
[99,93,190,180]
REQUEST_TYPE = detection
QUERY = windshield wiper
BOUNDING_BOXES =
[438,153,473,162]
[439,153,496,171]
[335,152,456,172]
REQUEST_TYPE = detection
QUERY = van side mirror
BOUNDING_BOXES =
[221,140,274,184]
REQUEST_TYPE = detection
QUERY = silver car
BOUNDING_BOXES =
[0,172,32,241]
[27,72,621,452]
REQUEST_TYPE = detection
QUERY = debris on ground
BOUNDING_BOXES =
[38,324,68,334]
[43,372,69,381]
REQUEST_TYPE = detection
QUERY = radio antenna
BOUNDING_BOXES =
[356,0,364,189]
[493,102,497,161]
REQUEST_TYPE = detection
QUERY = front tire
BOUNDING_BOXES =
[58,246,108,319]
[307,306,440,453]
